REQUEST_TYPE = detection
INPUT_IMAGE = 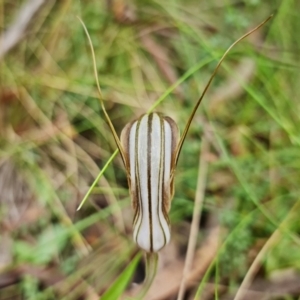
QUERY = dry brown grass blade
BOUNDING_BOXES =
[233,200,300,300]
[17,86,126,234]
[177,133,210,300]
[0,264,99,300]
[74,143,126,233]
[242,273,300,300]
[0,159,32,227]
[15,88,92,256]
[0,0,47,60]
[39,75,141,108]
[108,0,136,23]
[140,34,184,100]
[208,29,266,114]
[208,58,256,113]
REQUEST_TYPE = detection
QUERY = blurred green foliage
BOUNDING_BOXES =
[1,0,300,299]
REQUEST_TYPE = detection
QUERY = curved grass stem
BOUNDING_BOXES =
[136,252,159,299]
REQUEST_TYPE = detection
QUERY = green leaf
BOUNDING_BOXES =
[101,253,141,300]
